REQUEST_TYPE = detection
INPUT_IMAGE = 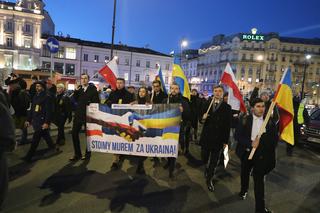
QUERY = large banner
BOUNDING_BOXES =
[86,104,181,158]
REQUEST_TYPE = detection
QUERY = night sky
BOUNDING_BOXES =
[43,0,320,54]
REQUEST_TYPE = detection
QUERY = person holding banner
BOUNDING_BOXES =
[163,82,190,178]
[70,74,99,161]
[200,85,231,192]
[130,86,151,174]
[235,98,278,213]
[105,78,134,170]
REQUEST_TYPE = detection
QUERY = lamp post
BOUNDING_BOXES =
[180,39,188,65]
[301,54,312,99]
[110,0,117,59]
[256,54,264,81]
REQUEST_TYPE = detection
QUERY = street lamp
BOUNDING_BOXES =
[301,54,312,99]
[256,54,264,82]
[180,39,188,65]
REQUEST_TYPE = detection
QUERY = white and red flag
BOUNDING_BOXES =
[220,63,247,113]
[99,57,118,90]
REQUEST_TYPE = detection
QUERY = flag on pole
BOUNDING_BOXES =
[155,66,167,95]
[273,68,294,145]
[98,57,118,90]
[220,63,247,113]
[172,64,190,100]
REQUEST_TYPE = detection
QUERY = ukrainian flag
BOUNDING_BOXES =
[129,108,181,140]
[273,68,294,145]
[172,64,190,100]
[155,66,167,95]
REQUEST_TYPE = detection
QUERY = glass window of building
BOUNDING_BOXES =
[24,39,31,48]
[25,24,31,33]
[165,64,170,70]
[124,73,129,81]
[66,64,75,75]
[83,54,88,61]
[6,37,13,47]
[6,21,13,32]
[55,47,65,59]
[42,44,50,57]
[54,62,64,74]
[125,58,130,66]
[4,55,13,68]
[42,61,51,69]
[66,47,76,59]
[135,74,140,82]
[146,61,150,68]
[94,55,99,62]
[105,56,110,62]
[145,75,150,82]
[136,60,140,67]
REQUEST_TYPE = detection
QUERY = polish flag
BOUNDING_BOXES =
[99,57,118,90]
[220,63,247,113]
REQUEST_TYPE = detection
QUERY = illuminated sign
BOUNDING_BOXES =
[242,28,264,41]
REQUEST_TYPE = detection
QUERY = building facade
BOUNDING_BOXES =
[184,30,320,103]
[0,0,173,89]
[39,35,173,89]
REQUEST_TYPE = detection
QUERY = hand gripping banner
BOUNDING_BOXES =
[86,104,181,158]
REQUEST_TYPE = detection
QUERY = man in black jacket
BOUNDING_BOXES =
[235,98,278,213]
[0,89,15,209]
[105,78,134,170]
[150,80,167,104]
[200,85,231,192]
[163,82,191,178]
[23,81,56,162]
[70,74,99,161]
[54,83,72,146]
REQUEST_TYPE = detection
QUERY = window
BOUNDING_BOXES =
[6,21,13,32]
[135,74,140,82]
[242,54,246,60]
[6,37,13,47]
[4,55,13,68]
[165,64,170,70]
[282,56,286,62]
[25,24,31,33]
[54,62,64,74]
[136,60,140,67]
[250,54,253,60]
[146,61,150,68]
[66,64,75,75]
[55,47,65,59]
[42,45,50,57]
[145,75,150,82]
[66,47,76,59]
[94,55,99,62]
[105,56,110,62]
[124,73,129,81]
[83,54,88,61]
[125,58,130,66]
[42,61,51,69]
[24,39,31,48]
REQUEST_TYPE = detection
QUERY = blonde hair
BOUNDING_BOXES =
[57,83,65,89]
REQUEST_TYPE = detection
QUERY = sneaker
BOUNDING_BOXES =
[239,191,248,200]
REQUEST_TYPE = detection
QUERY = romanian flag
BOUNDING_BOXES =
[172,64,191,100]
[155,66,167,95]
[273,68,294,145]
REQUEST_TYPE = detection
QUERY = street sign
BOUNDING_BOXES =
[46,37,59,53]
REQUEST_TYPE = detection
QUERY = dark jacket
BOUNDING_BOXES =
[235,114,279,175]
[28,91,53,131]
[190,94,201,127]
[0,91,15,153]
[54,92,72,123]
[200,99,232,150]
[10,86,30,117]
[73,83,99,122]
[151,90,168,104]
[105,88,134,106]
[29,82,37,101]
[163,93,191,123]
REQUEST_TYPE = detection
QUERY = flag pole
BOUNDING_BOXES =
[248,101,276,159]
[150,90,154,103]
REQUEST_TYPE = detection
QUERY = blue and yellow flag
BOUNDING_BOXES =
[155,66,167,95]
[172,64,190,100]
[273,68,294,145]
